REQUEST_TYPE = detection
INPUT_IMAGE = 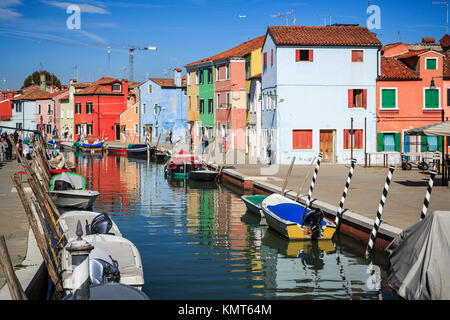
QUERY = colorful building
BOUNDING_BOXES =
[377,37,448,153]
[185,66,201,152]
[73,77,129,141]
[261,25,381,164]
[0,90,20,123]
[119,82,142,144]
[139,69,187,144]
[59,84,75,141]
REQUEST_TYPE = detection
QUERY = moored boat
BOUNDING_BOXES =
[188,169,218,181]
[107,145,127,154]
[261,193,336,240]
[126,144,149,156]
[164,150,202,178]
[50,189,100,209]
[241,195,267,217]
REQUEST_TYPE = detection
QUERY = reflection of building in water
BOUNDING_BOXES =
[186,189,215,243]
[74,152,129,209]
[261,231,382,299]
[120,156,141,194]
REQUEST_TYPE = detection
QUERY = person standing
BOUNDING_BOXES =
[267,139,273,165]
[0,137,7,163]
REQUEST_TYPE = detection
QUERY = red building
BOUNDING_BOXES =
[73,77,129,141]
[0,90,21,121]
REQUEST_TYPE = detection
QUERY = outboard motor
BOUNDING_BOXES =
[302,208,325,239]
[89,255,120,285]
[88,213,113,235]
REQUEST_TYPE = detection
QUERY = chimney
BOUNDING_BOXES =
[70,79,77,86]
[174,68,182,87]
[422,37,435,43]
[40,74,46,91]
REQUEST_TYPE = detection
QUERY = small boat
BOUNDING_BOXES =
[61,234,145,294]
[50,190,100,209]
[72,140,82,150]
[126,144,149,156]
[188,169,218,181]
[47,140,58,149]
[107,145,127,154]
[80,137,104,154]
[154,150,169,162]
[49,172,100,209]
[241,195,267,216]
[164,150,202,178]
[261,193,336,240]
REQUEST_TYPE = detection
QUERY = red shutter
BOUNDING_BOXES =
[293,130,312,149]
[296,49,300,62]
[271,49,273,65]
[263,52,267,67]
[343,130,349,149]
[348,89,354,108]
[355,130,363,149]
[308,50,313,62]
[362,89,367,108]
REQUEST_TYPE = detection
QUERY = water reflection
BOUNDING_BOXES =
[64,151,395,300]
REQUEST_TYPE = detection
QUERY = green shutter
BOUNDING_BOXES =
[381,89,396,109]
[394,133,401,152]
[438,136,443,152]
[421,136,428,152]
[426,58,437,70]
[377,133,384,152]
[425,89,439,109]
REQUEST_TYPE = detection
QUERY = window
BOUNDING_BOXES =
[424,88,439,108]
[208,98,213,113]
[271,49,274,65]
[343,129,363,149]
[426,58,437,70]
[292,129,313,149]
[38,104,41,114]
[348,89,367,108]
[225,65,230,80]
[142,103,146,114]
[296,49,313,62]
[46,124,52,134]
[16,122,22,129]
[75,124,81,135]
[86,102,93,114]
[135,124,139,134]
[195,70,199,84]
[351,50,364,62]
[75,102,81,114]
[87,124,93,135]
[196,96,199,111]
[381,89,397,109]
[16,102,22,112]
[263,52,267,67]
[187,74,191,86]
[199,69,204,84]
[112,84,121,92]
[188,96,191,110]
[200,99,204,113]
[377,132,401,152]
[226,92,230,108]
[245,60,251,79]
[207,68,213,84]
[148,85,152,94]
[216,67,220,81]
[47,104,51,115]
[135,105,139,114]
[421,136,443,152]
[217,93,221,108]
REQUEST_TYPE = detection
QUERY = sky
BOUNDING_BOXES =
[0,0,448,89]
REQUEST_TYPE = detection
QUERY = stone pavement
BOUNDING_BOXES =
[0,159,29,291]
[226,162,450,230]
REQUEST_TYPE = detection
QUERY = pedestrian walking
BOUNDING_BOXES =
[5,136,12,160]
[267,139,273,165]
[0,137,7,163]
[17,139,23,163]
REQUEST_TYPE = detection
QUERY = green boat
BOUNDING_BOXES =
[241,195,267,217]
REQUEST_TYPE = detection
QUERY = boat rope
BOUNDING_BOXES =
[335,159,356,230]
[420,171,436,221]
[365,166,395,258]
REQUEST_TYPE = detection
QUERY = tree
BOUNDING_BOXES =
[22,70,62,90]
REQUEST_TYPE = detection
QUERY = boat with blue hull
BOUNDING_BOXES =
[261,193,336,240]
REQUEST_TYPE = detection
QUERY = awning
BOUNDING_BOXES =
[404,121,450,136]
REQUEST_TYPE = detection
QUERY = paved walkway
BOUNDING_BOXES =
[227,162,450,230]
[0,159,29,291]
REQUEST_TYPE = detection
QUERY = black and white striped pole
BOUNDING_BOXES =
[66,220,94,300]
[335,159,356,231]
[302,153,322,221]
[420,171,437,221]
[365,166,395,258]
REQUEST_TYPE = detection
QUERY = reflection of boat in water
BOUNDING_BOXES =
[164,150,202,179]
[189,169,218,181]
[240,211,264,226]
[261,194,336,240]
[127,144,149,157]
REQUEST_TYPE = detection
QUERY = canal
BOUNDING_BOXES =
[69,151,397,300]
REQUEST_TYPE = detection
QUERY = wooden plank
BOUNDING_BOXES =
[0,235,28,300]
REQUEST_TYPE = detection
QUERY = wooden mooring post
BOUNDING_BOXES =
[281,157,296,195]
[0,235,28,300]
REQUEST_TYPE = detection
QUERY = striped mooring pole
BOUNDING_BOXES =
[420,171,437,221]
[365,166,395,258]
[302,153,323,221]
[66,221,94,300]
[335,159,357,230]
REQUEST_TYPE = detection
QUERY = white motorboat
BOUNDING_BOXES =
[50,190,100,209]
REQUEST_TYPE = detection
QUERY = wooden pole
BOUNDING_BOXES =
[364,117,367,168]
[0,235,28,300]
[10,173,63,293]
[281,157,296,195]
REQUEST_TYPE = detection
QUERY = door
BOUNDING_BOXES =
[115,124,120,141]
[320,130,334,162]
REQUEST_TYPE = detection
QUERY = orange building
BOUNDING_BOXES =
[376,38,448,153]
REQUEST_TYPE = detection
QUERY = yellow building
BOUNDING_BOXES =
[186,68,201,152]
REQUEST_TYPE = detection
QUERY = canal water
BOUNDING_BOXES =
[69,151,397,300]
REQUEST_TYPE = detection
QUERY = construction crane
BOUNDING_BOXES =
[127,45,157,83]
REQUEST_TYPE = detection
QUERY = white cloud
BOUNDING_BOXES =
[0,0,22,20]
[42,1,110,14]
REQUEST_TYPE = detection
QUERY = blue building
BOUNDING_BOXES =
[139,69,187,144]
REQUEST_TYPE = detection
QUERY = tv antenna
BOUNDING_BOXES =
[271,12,286,25]
[287,9,296,25]
[318,14,332,26]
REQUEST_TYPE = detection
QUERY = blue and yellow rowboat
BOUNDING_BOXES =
[261,193,336,240]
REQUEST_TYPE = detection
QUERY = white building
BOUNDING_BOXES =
[261,25,382,164]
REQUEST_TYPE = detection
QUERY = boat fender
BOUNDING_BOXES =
[302,208,325,239]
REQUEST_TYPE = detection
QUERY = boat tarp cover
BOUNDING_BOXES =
[404,121,450,137]
[386,210,450,300]
[267,203,327,226]
[50,172,86,190]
